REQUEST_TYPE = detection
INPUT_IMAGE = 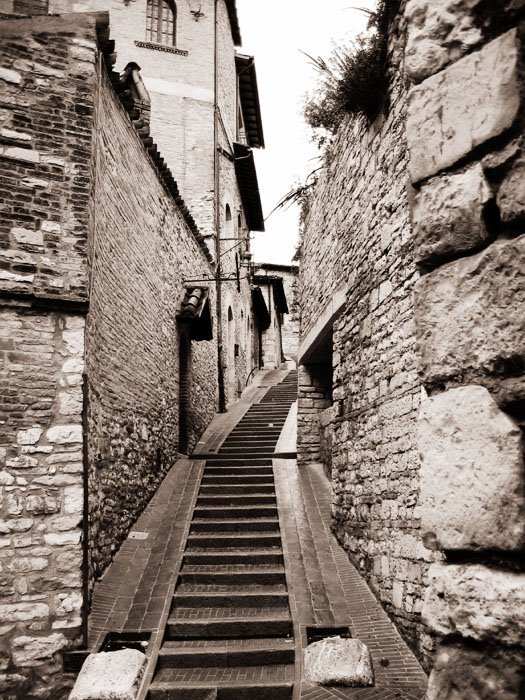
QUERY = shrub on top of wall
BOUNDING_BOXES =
[304,0,401,144]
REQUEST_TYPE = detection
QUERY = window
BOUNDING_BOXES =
[146,0,177,46]
[13,0,49,13]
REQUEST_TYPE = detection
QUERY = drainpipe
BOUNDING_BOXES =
[214,0,226,412]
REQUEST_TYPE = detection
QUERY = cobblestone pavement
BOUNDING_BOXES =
[87,369,427,699]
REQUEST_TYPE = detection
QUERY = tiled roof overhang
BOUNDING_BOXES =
[177,287,213,341]
[252,287,270,330]
[253,275,289,314]
[235,54,264,149]
[234,142,265,232]
[225,0,242,47]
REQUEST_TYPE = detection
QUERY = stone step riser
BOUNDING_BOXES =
[202,460,273,467]
[199,485,275,495]
[171,593,288,608]
[186,534,281,549]
[196,496,276,507]
[179,572,286,586]
[193,507,278,519]
[183,552,283,565]
[201,476,274,484]
[190,520,280,533]
[166,619,293,640]
[156,647,294,669]
[149,681,294,700]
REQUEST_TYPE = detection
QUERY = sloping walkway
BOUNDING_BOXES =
[86,368,427,700]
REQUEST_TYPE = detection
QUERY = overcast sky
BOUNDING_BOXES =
[235,0,378,264]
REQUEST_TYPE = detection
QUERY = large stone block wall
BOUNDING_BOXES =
[86,59,218,587]
[405,1,525,696]
[297,6,440,663]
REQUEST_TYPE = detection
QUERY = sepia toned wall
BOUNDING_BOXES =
[298,0,525,690]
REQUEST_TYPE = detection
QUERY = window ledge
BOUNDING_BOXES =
[134,40,188,56]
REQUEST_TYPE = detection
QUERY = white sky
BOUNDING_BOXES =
[236,0,378,264]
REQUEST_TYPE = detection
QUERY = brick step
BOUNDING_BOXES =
[186,533,282,549]
[217,448,276,455]
[193,505,278,519]
[179,569,286,586]
[166,611,293,639]
[203,466,274,475]
[199,484,275,495]
[225,431,281,438]
[218,443,276,450]
[190,518,280,533]
[172,590,289,609]
[203,458,273,466]
[201,474,273,484]
[149,677,293,700]
[196,495,276,507]
[176,582,287,594]
[183,550,283,565]
[156,639,294,669]
[234,421,285,428]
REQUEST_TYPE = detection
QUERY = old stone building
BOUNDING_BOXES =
[255,263,299,364]
[297,0,524,696]
[0,2,274,697]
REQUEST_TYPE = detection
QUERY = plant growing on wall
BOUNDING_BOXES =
[303,0,400,145]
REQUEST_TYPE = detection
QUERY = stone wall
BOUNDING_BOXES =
[86,57,218,589]
[297,5,438,662]
[0,14,97,698]
[404,1,525,696]
[298,0,525,686]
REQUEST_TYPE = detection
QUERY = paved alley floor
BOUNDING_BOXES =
[87,369,427,699]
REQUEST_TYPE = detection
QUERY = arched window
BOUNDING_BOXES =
[146,0,177,46]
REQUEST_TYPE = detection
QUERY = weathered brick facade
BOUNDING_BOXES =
[0,12,218,698]
[45,1,261,410]
[298,0,525,691]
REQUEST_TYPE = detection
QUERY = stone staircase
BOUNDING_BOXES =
[148,371,298,699]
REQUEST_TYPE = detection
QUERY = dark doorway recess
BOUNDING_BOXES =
[179,329,192,454]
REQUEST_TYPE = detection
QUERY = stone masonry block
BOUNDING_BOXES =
[414,236,525,383]
[423,563,525,646]
[407,29,521,182]
[418,385,524,551]
[413,164,492,265]
[497,154,525,223]
[405,0,482,83]
[70,649,146,700]
[426,643,524,700]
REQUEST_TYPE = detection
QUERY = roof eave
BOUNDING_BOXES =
[234,142,265,232]
[225,0,242,47]
[235,54,265,149]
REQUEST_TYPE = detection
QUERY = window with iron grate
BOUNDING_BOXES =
[13,0,48,13]
[146,0,177,46]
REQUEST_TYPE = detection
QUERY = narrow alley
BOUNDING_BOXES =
[83,369,427,699]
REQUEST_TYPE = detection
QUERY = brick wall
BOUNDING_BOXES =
[297,6,439,664]
[86,51,218,589]
[0,12,220,697]
[404,2,525,697]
